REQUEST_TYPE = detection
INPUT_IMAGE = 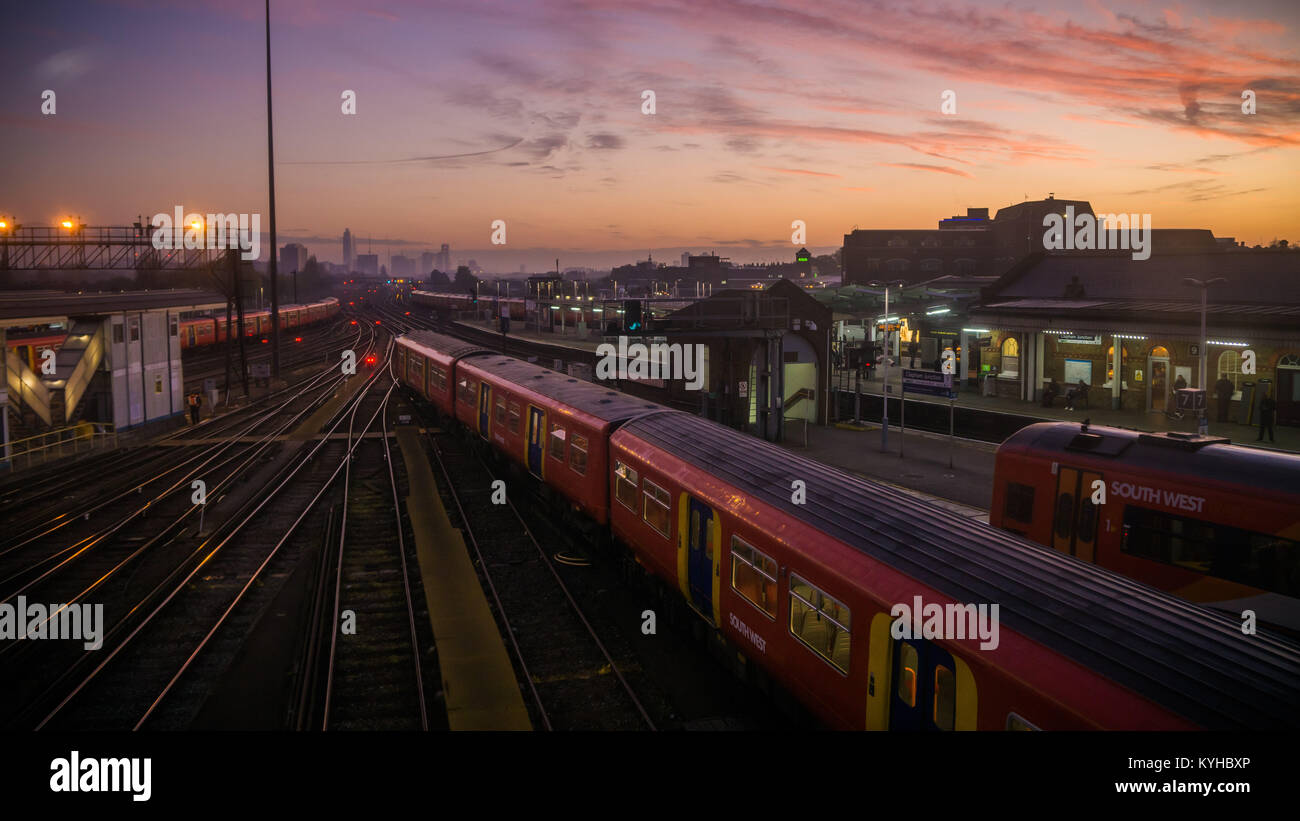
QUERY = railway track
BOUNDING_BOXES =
[0,328,384,730]
[425,424,658,731]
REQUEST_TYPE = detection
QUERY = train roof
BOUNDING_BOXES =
[396,330,493,363]
[618,411,1300,730]
[463,355,667,424]
[1001,421,1300,495]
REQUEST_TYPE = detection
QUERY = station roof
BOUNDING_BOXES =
[0,289,227,326]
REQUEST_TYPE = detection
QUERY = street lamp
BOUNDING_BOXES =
[868,279,907,451]
[1183,276,1227,435]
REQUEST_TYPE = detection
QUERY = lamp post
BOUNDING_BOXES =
[869,279,906,452]
[1183,276,1226,435]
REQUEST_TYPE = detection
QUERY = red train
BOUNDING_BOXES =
[991,421,1300,634]
[395,330,1300,731]
[7,298,340,361]
[178,297,340,349]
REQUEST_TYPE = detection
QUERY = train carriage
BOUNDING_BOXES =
[394,331,490,417]
[991,422,1300,633]
[609,412,1300,731]
[451,354,662,526]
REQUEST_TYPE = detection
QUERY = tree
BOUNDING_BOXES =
[453,265,479,291]
[428,268,452,289]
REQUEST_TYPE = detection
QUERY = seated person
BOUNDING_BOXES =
[1042,378,1061,407]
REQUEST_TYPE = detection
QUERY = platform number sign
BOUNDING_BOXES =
[940,350,956,375]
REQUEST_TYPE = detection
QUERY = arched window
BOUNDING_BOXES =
[1279,353,1300,369]
[887,236,909,248]
[954,258,976,275]
[1001,336,1020,377]
[886,258,910,273]
[1217,350,1243,391]
[1150,346,1169,358]
[920,258,943,272]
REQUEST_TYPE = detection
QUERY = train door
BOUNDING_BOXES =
[186,324,196,347]
[889,638,957,731]
[1052,465,1102,562]
[526,406,545,477]
[478,383,491,439]
[686,496,716,617]
[1147,349,1170,413]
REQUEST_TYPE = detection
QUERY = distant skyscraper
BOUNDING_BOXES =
[681,252,690,267]
[390,254,415,278]
[355,254,379,276]
[420,251,435,273]
[434,243,451,272]
[343,229,354,272]
[280,243,308,274]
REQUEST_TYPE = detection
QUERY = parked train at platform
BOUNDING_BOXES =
[990,421,1300,634]
[411,290,527,319]
[394,330,1300,731]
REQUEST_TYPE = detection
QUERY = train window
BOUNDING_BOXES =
[549,425,566,461]
[569,434,588,475]
[788,573,850,673]
[112,323,124,344]
[1003,482,1034,523]
[1076,498,1097,545]
[642,480,671,538]
[1121,507,1299,597]
[430,365,447,392]
[897,642,918,707]
[1006,713,1040,731]
[508,402,521,434]
[934,665,956,731]
[1054,491,1074,540]
[495,397,507,426]
[456,379,475,406]
[731,536,777,619]
[615,461,638,510]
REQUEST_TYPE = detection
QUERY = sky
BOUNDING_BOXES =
[2,0,1298,271]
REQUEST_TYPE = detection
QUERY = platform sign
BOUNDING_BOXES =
[251,363,271,379]
[1176,388,1206,411]
[903,368,954,398]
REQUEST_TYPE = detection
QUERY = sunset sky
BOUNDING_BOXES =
[2,0,1298,270]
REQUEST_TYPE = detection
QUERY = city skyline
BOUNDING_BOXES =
[2,0,1298,271]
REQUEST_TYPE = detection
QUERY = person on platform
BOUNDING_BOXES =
[1174,374,1188,391]
[1042,378,1060,408]
[1257,390,1276,443]
[188,392,202,425]
[1065,379,1088,411]
[1215,376,1235,423]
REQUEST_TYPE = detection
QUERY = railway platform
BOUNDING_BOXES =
[845,368,1299,453]
[393,424,532,731]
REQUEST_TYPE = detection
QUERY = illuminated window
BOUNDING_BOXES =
[642,479,671,537]
[789,573,851,673]
[1000,336,1019,378]
[1150,345,1169,358]
[934,665,956,731]
[1106,344,1128,384]
[508,402,521,434]
[731,536,777,619]
[897,642,918,707]
[548,424,566,461]
[614,461,638,510]
[1217,350,1244,393]
[569,433,588,475]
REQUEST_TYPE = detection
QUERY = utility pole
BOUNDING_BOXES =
[265,0,280,379]
[1184,276,1226,435]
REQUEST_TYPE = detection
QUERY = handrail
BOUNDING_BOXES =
[1,420,117,472]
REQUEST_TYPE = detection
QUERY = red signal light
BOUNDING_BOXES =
[350,320,357,325]
[375,320,381,325]
[260,338,268,344]
[294,336,302,342]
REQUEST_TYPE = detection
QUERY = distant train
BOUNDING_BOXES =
[395,330,1300,731]
[409,289,608,326]
[5,298,341,364]
[411,290,527,319]
[991,421,1300,634]
[178,297,340,349]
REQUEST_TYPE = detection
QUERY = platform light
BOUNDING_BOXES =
[1041,329,1075,334]
[962,328,991,333]
[0,220,7,229]
[1113,334,1147,340]
[61,220,73,229]
[1208,340,1248,347]
[926,307,951,316]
